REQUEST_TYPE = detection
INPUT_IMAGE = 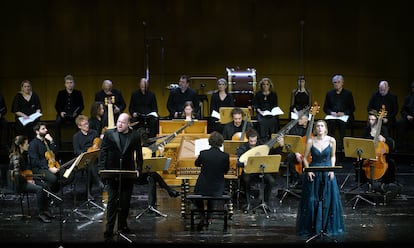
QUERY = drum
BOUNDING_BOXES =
[226,68,257,107]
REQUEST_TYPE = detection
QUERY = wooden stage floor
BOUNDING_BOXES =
[0,153,413,248]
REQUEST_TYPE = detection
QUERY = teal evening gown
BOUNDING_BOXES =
[296,144,345,237]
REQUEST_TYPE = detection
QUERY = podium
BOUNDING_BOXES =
[280,135,304,204]
[135,157,171,219]
[343,137,377,209]
[303,165,343,243]
[244,155,281,218]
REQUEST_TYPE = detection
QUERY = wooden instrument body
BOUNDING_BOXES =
[295,102,319,174]
[362,141,389,180]
[231,107,251,142]
[44,141,60,169]
[361,105,389,180]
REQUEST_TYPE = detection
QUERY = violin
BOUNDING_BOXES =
[87,137,101,152]
[44,140,60,169]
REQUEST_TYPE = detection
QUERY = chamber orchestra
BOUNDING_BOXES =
[0,71,412,243]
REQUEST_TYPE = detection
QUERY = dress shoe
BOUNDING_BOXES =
[207,219,213,225]
[43,210,56,219]
[168,189,180,198]
[38,213,51,223]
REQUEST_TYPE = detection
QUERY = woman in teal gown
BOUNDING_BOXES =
[296,120,345,238]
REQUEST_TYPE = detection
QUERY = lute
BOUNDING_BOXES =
[239,106,310,164]
[142,120,195,159]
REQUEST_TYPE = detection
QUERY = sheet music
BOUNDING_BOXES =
[194,138,223,156]
[147,111,158,118]
[291,112,312,120]
[18,112,42,126]
[211,110,220,119]
[262,107,284,116]
[325,114,349,122]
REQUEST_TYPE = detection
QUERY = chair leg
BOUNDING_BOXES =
[26,193,30,216]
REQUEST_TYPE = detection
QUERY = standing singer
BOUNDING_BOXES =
[100,113,142,242]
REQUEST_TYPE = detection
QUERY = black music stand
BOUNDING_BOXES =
[303,165,343,243]
[280,135,304,204]
[244,155,281,218]
[343,137,377,209]
[224,140,246,206]
[135,157,170,219]
[100,168,139,243]
[67,150,103,220]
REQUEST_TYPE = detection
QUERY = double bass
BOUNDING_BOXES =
[295,102,319,174]
[362,105,389,180]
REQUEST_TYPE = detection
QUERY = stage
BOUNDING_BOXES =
[0,152,413,247]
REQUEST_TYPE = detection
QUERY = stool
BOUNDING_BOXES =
[186,194,231,230]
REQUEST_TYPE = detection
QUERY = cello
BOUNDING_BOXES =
[295,102,319,174]
[362,105,389,180]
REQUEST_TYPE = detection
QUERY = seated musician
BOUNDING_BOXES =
[193,131,230,227]
[360,110,398,189]
[285,114,309,187]
[178,101,196,121]
[236,128,282,211]
[137,128,179,208]
[28,122,75,193]
[10,135,54,223]
[72,115,104,199]
[222,107,253,140]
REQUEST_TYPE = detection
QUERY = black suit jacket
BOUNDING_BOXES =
[99,128,143,176]
[194,147,230,196]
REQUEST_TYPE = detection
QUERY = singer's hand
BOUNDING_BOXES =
[136,170,140,178]
[307,172,315,182]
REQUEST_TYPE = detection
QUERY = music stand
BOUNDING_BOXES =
[99,167,139,243]
[219,107,250,124]
[135,157,170,219]
[244,155,281,218]
[224,140,246,206]
[303,165,343,243]
[280,135,304,204]
[67,150,104,220]
[343,137,377,209]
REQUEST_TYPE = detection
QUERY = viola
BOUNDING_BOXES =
[362,105,389,180]
[44,140,60,169]
[295,102,319,174]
